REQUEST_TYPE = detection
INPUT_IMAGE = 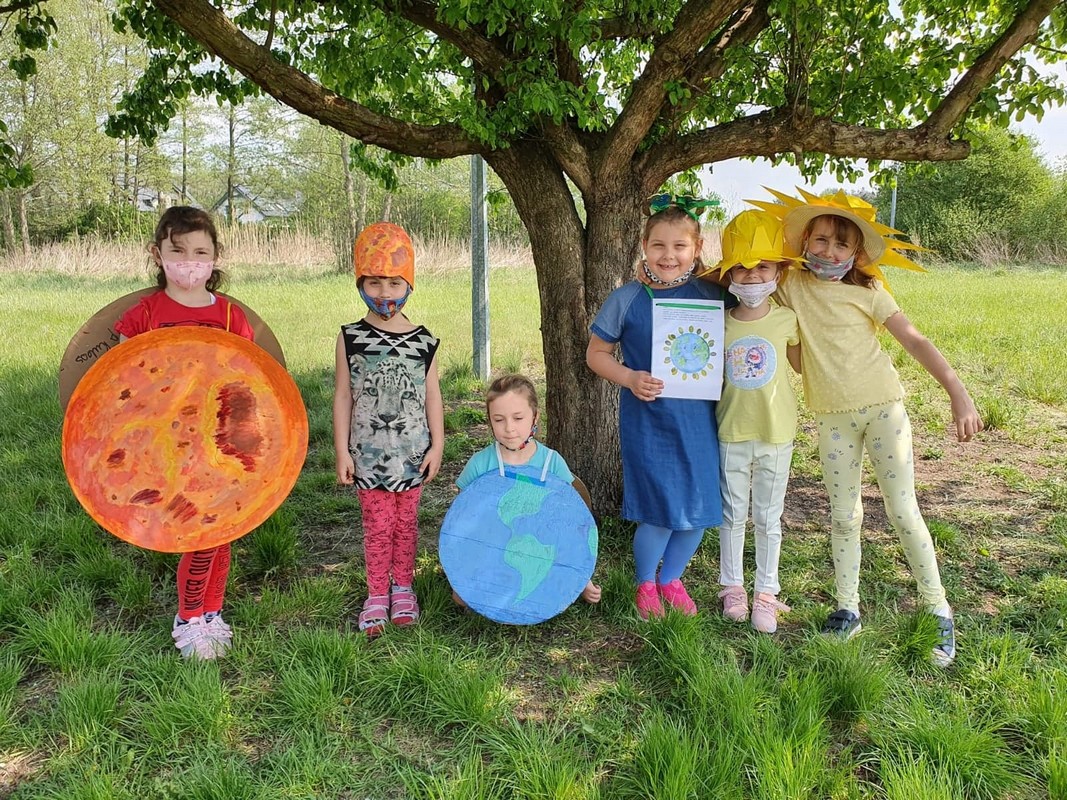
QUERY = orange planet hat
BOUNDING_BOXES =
[62,327,308,553]
[353,222,416,289]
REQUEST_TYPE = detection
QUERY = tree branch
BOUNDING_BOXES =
[598,0,748,178]
[669,0,771,125]
[395,0,512,81]
[643,109,971,186]
[150,0,481,159]
[0,1,39,13]
[923,0,1061,137]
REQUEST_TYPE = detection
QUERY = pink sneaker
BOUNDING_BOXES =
[657,579,698,615]
[635,581,665,620]
[718,585,748,622]
[750,593,791,633]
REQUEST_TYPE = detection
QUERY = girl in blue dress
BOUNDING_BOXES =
[586,195,728,619]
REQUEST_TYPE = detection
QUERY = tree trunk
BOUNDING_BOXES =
[381,193,392,222]
[17,189,30,257]
[0,192,16,254]
[488,141,644,515]
[227,105,236,223]
[340,134,357,272]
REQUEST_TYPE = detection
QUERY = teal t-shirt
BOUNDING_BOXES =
[456,442,573,490]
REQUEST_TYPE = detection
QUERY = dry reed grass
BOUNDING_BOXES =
[0,226,535,279]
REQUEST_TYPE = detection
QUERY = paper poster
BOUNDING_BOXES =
[650,298,724,400]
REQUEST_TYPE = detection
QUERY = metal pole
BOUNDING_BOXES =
[471,155,491,380]
[889,168,899,230]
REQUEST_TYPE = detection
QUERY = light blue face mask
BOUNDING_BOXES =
[359,284,411,320]
[803,250,854,281]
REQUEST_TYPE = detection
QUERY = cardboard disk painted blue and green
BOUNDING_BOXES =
[440,467,598,625]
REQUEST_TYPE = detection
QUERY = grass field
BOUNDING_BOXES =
[1,263,1066,799]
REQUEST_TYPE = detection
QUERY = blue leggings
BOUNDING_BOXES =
[633,523,705,584]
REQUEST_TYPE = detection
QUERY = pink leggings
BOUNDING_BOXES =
[357,487,422,595]
[176,544,231,620]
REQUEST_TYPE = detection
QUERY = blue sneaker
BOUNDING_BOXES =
[821,609,862,639]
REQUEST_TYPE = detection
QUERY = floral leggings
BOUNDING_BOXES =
[357,486,422,596]
[816,400,949,615]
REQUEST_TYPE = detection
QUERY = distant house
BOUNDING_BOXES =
[210,185,300,223]
[130,185,204,212]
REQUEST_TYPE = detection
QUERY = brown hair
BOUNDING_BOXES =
[642,206,706,274]
[486,373,539,418]
[149,206,226,292]
[803,215,874,288]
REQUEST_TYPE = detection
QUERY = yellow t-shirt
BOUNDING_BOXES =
[716,305,800,444]
[775,270,903,414]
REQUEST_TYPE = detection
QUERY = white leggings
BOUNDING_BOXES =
[816,400,948,615]
[718,439,793,595]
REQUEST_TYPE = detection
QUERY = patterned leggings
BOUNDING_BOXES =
[816,400,948,615]
[177,544,231,620]
[357,486,422,596]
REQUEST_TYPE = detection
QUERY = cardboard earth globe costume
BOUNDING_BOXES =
[62,326,308,553]
[440,445,599,625]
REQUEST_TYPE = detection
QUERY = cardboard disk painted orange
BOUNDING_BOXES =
[57,288,287,411]
[62,327,308,553]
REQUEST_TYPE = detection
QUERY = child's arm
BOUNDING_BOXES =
[883,311,984,442]
[421,355,445,482]
[787,342,802,374]
[586,334,663,402]
[332,333,356,484]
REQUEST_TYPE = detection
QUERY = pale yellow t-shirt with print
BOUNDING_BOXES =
[716,305,800,444]
[775,270,903,414]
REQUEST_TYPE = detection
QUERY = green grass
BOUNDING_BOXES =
[1,265,1066,796]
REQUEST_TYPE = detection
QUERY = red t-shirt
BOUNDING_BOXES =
[114,291,255,342]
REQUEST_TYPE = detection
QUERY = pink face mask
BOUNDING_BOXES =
[162,260,214,291]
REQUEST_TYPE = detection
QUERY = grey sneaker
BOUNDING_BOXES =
[821,609,862,639]
[932,615,956,666]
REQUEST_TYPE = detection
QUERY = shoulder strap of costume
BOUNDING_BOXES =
[539,448,552,482]
[494,442,505,476]
[224,299,233,332]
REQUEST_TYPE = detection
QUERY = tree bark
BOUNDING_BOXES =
[340,134,357,272]
[17,189,30,257]
[0,191,16,254]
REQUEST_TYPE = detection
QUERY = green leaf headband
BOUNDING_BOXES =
[647,193,720,221]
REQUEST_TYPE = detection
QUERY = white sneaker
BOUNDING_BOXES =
[172,616,221,660]
[203,614,233,654]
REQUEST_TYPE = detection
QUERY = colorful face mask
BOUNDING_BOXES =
[360,284,411,320]
[162,260,214,291]
[804,250,854,281]
[641,260,695,288]
[729,279,778,308]
[498,422,538,452]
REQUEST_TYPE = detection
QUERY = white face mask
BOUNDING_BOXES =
[729,278,777,308]
[162,260,214,291]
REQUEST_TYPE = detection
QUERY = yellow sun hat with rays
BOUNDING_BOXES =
[747,187,927,288]
[711,209,798,276]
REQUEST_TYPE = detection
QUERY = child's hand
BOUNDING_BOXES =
[628,370,663,402]
[336,453,355,485]
[950,391,984,442]
[581,581,602,604]
[421,445,444,482]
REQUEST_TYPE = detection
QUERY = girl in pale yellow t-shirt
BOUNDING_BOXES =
[763,190,983,667]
